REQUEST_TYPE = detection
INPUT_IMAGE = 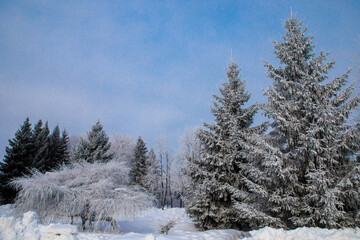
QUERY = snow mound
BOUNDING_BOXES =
[0,211,78,240]
[144,234,156,240]
[244,226,360,240]
[0,204,14,217]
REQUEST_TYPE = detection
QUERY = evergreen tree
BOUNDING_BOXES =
[32,120,44,148]
[74,120,114,163]
[59,130,70,165]
[45,126,70,171]
[261,16,360,228]
[49,125,61,168]
[0,118,34,204]
[31,122,69,172]
[130,137,148,186]
[186,61,265,230]
[32,121,50,172]
[0,118,70,204]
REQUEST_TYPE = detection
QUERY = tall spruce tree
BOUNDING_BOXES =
[48,125,62,169]
[186,61,265,230]
[32,121,50,172]
[33,120,44,149]
[74,120,114,163]
[45,126,70,171]
[31,123,69,172]
[59,130,70,165]
[0,118,34,204]
[261,15,360,228]
[130,137,148,186]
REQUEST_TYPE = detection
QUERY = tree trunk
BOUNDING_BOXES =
[81,214,86,230]
[168,167,173,208]
[163,174,168,209]
[160,152,166,210]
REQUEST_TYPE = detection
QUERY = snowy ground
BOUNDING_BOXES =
[1,204,359,240]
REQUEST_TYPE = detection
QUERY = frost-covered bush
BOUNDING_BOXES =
[159,219,176,234]
[11,160,154,230]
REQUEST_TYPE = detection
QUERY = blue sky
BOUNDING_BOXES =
[0,0,359,156]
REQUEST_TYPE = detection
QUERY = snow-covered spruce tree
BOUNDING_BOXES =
[0,118,34,204]
[11,160,154,231]
[143,148,161,202]
[261,16,360,228]
[74,120,114,163]
[186,61,266,230]
[130,136,148,186]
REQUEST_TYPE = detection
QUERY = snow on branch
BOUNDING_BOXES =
[11,160,154,226]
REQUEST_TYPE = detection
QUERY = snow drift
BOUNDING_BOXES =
[0,211,78,240]
[1,206,360,240]
[244,226,360,240]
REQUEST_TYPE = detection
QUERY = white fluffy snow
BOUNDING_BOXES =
[1,204,359,240]
[243,226,360,240]
[0,206,78,240]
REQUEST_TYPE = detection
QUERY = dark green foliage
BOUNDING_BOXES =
[32,121,50,171]
[45,126,70,171]
[0,118,34,204]
[32,122,69,172]
[74,120,114,163]
[130,137,148,186]
[60,130,70,165]
[0,118,70,204]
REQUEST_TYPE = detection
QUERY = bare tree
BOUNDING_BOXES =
[67,134,84,163]
[110,133,136,163]
[156,136,173,209]
[173,127,202,207]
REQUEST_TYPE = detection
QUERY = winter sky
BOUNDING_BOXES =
[0,0,359,157]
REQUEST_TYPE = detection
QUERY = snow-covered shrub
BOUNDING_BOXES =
[159,219,176,234]
[11,160,154,231]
